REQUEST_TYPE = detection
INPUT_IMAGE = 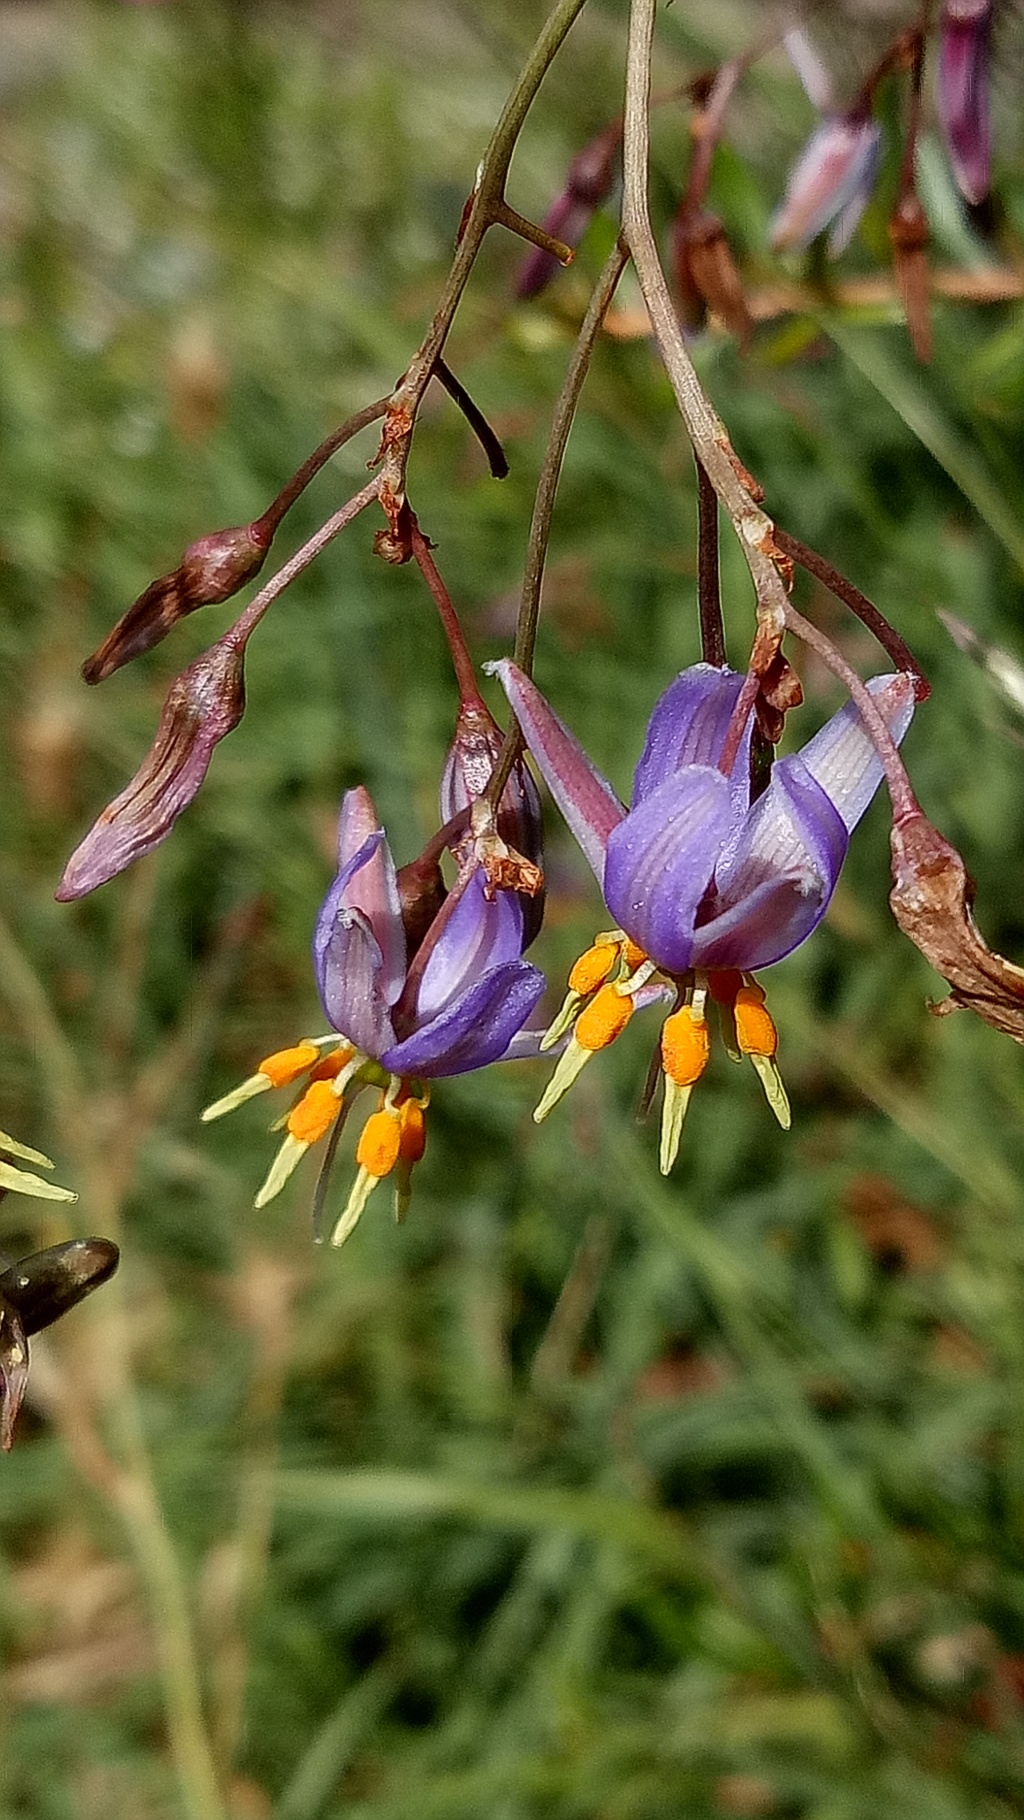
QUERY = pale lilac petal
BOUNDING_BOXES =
[796,672,914,833]
[691,756,848,971]
[937,1,992,206]
[413,869,524,1026]
[632,663,751,817]
[382,961,546,1078]
[603,766,732,974]
[771,114,881,253]
[489,661,625,879]
[314,900,396,1057]
[330,788,405,1004]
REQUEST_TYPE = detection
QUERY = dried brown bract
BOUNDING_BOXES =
[890,810,1024,1040]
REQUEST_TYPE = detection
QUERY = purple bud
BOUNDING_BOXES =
[516,124,620,301]
[771,112,882,255]
[937,0,992,206]
[83,520,272,684]
[57,637,246,899]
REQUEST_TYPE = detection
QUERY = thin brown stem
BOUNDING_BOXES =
[485,239,629,811]
[408,511,485,708]
[620,0,790,639]
[253,397,389,540]
[781,599,920,822]
[432,360,509,479]
[772,526,929,699]
[225,478,382,651]
[696,457,725,666]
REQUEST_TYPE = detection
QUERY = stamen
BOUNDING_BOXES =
[575,984,634,1052]
[749,1055,791,1129]
[568,942,617,996]
[660,1005,711,1087]
[659,1080,696,1175]
[393,1099,428,1223]
[734,982,778,1058]
[287,1080,344,1146]
[355,1107,403,1179]
[310,1045,356,1081]
[201,1034,344,1123]
[329,1167,379,1247]
[533,1037,593,1123]
[258,1041,321,1087]
[540,989,585,1052]
[254,1134,309,1208]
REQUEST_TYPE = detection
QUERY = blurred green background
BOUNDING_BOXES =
[3,2,1024,1815]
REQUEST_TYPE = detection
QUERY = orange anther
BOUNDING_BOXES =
[568,943,617,996]
[286,1080,343,1145]
[398,1099,427,1166]
[355,1108,403,1179]
[661,1007,711,1087]
[575,984,634,1052]
[734,986,778,1058]
[258,1041,320,1088]
[707,970,744,1006]
[622,939,647,974]
[310,1045,356,1082]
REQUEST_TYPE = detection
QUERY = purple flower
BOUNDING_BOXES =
[314,785,545,1080]
[771,112,882,256]
[494,659,915,1166]
[203,782,545,1240]
[937,0,993,206]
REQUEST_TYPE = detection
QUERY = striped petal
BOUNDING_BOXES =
[489,661,625,880]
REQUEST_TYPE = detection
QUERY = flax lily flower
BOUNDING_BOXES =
[204,784,545,1244]
[493,660,915,1171]
[770,111,882,257]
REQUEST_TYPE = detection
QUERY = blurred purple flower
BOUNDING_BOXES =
[771,112,882,256]
[937,0,993,206]
[516,123,621,300]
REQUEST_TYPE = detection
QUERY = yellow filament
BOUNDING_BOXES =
[575,984,634,1053]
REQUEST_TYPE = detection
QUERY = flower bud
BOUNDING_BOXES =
[57,636,246,899]
[937,0,992,207]
[771,112,881,256]
[516,124,620,300]
[0,1238,120,1337]
[440,699,545,946]
[395,854,448,960]
[83,520,272,684]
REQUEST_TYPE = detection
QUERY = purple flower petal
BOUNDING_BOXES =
[691,755,848,970]
[796,672,915,833]
[937,0,992,206]
[330,788,406,1005]
[314,895,396,1057]
[771,114,881,253]
[631,663,751,819]
[413,868,525,1025]
[382,960,546,1077]
[603,765,732,974]
[490,661,625,879]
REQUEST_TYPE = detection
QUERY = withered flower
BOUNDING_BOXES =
[0,1238,119,1450]
[672,209,753,346]
[83,520,272,684]
[890,809,1024,1041]
[57,634,246,900]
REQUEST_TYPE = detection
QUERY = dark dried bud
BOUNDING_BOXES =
[57,636,246,899]
[372,526,412,566]
[516,123,620,301]
[673,209,753,346]
[754,652,804,744]
[440,699,545,947]
[937,0,993,206]
[83,521,272,684]
[0,1238,119,1450]
[889,194,932,363]
[395,854,448,960]
[890,809,1024,1041]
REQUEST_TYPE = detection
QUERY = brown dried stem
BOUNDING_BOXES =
[696,456,725,666]
[772,526,929,698]
[407,510,485,709]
